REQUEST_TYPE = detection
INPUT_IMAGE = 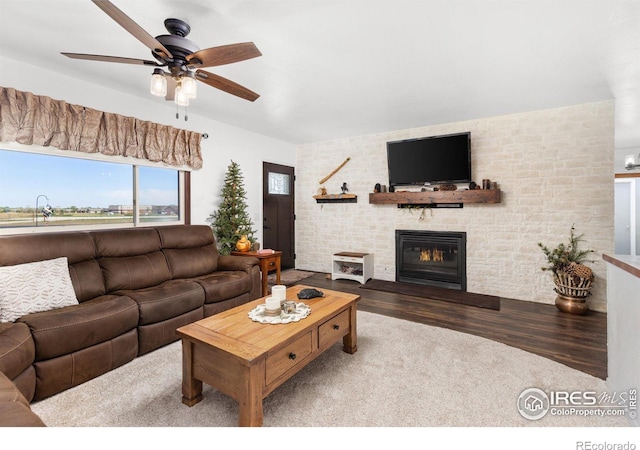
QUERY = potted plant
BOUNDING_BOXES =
[538,225,596,315]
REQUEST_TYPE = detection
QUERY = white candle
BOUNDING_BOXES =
[272,285,286,301]
[265,297,280,311]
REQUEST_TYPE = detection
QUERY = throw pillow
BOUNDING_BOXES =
[0,257,79,323]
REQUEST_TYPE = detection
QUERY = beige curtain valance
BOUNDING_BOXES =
[0,86,203,169]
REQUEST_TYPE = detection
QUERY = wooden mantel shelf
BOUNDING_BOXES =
[369,189,501,205]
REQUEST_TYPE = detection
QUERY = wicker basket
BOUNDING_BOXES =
[553,271,593,298]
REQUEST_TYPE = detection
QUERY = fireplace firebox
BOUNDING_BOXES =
[395,230,466,290]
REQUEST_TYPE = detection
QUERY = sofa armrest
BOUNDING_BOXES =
[217,255,259,273]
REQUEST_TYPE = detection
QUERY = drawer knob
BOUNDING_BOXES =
[289,352,297,360]
[269,262,275,266]
[333,324,340,330]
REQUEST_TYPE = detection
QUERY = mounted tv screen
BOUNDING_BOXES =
[387,132,471,187]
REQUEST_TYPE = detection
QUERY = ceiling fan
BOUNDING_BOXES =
[62,0,261,118]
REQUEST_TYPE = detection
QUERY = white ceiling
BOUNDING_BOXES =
[1,0,639,147]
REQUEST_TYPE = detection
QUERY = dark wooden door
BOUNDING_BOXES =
[263,162,295,269]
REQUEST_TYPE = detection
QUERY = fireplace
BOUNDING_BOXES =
[395,230,467,290]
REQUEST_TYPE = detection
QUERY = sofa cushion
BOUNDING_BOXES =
[163,247,218,279]
[68,259,108,303]
[120,280,205,325]
[92,228,162,257]
[193,271,252,304]
[92,228,172,292]
[0,231,105,303]
[99,252,172,292]
[0,323,35,380]
[32,329,138,401]
[0,257,79,323]
[18,295,139,361]
[157,225,219,277]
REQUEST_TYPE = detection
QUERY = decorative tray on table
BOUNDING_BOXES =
[248,302,311,324]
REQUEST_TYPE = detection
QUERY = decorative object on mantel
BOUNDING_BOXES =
[319,157,351,184]
[624,153,640,170]
[315,157,354,203]
[433,184,457,191]
[373,183,388,193]
[538,225,596,315]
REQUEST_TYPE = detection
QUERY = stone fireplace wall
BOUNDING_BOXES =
[295,101,614,312]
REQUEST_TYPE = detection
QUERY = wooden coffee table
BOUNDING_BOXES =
[176,285,360,427]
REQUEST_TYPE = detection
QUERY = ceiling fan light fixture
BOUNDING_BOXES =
[180,72,198,99]
[174,84,190,106]
[63,1,262,119]
[150,69,167,97]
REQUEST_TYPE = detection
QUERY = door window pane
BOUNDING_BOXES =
[139,166,180,223]
[268,172,290,195]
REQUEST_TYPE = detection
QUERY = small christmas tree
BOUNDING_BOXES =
[208,160,256,255]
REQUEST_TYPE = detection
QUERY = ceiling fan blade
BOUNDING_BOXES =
[62,52,160,66]
[91,0,173,59]
[187,42,262,68]
[196,69,260,102]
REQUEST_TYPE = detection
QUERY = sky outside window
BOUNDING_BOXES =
[0,149,132,208]
[0,149,179,209]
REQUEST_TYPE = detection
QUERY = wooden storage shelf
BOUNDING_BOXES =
[368,189,501,205]
[332,252,374,284]
[314,193,357,203]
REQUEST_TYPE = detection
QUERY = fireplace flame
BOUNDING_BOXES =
[420,248,444,262]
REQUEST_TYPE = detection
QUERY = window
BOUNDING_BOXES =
[0,148,183,230]
[139,166,180,223]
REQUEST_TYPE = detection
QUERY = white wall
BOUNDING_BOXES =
[0,55,296,245]
[296,101,615,312]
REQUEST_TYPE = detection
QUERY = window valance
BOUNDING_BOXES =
[0,86,203,169]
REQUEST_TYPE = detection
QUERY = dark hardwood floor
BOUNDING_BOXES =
[300,273,608,380]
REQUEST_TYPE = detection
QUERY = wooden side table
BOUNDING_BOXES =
[231,250,282,296]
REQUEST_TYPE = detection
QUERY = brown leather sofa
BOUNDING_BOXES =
[0,225,260,426]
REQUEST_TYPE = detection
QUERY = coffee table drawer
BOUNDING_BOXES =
[266,331,313,385]
[318,309,350,349]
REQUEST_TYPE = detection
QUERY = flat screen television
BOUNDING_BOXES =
[386,132,471,187]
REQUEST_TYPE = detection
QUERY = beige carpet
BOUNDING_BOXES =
[29,311,629,428]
